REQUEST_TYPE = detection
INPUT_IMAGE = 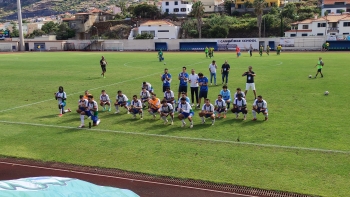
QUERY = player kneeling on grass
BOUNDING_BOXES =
[100,90,111,111]
[79,95,100,128]
[129,95,143,119]
[199,99,215,125]
[160,99,174,125]
[115,90,129,114]
[77,95,88,114]
[231,94,248,120]
[54,86,71,117]
[252,95,268,121]
[148,94,161,119]
[177,97,194,128]
[215,95,227,119]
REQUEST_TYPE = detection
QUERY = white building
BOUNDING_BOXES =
[285,14,350,37]
[321,0,350,16]
[161,0,193,15]
[129,20,180,39]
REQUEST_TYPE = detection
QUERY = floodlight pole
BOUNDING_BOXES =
[17,0,25,51]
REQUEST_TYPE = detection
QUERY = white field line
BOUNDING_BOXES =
[1,120,349,155]
[0,161,257,197]
[0,60,208,113]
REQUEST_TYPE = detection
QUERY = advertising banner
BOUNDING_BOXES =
[0,30,10,40]
[217,38,259,51]
[279,38,295,47]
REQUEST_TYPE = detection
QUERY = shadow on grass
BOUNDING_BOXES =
[37,114,58,119]
[85,77,102,80]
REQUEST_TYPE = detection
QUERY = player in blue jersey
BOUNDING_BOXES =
[178,66,189,99]
[177,97,194,128]
[161,68,172,92]
[219,85,231,109]
[197,72,209,109]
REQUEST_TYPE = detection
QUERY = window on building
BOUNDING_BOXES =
[343,32,349,35]
[317,23,326,27]
[181,1,189,4]
[326,10,331,14]
[181,8,187,12]
[175,1,178,5]
[302,25,309,29]
[344,22,350,26]
[165,9,169,13]
[336,9,343,13]
[158,30,170,32]
[334,2,345,5]
[317,33,324,36]
[209,6,211,8]
[290,34,296,37]
[302,33,308,36]
[174,8,179,12]
[165,2,169,5]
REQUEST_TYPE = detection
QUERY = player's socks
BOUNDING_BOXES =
[80,115,85,125]
[181,120,185,124]
[108,106,111,111]
[227,103,230,109]
[212,119,215,125]
[161,116,166,121]
[201,116,205,123]
[252,110,257,118]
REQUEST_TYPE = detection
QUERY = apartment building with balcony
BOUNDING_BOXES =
[321,0,350,16]
[161,0,193,16]
[285,14,350,37]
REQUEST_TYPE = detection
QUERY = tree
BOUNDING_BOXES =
[116,0,127,16]
[191,1,205,38]
[223,0,233,15]
[55,23,75,40]
[10,22,19,37]
[41,21,58,34]
[253,0,266,38]
[210,25,229,38]
[134,32,154,39]
[133,3,161,19]
[282,3,297,20]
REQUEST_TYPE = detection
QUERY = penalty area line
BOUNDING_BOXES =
[0,120,349,155]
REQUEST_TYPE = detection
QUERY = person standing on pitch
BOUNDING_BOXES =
[158,49,164,62]
[100,56,107,78]
[259,45,263,57]
[266,45,270,56]
[249,44,253,57]
[221,60,230,85]
[198,72,209,109]
[205,46,209,58]
[161,68,172,92]
[188,69,199,107]
[178,66,189,99]
[209,60,217,86]
[242,66,257,99]
[236,46,241,58]
[314,57,324,78]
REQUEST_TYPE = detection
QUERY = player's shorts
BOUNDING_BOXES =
[85,110,98,122]
[59,102,66,107]
[101,65,106,72]
[100,101,110,105]
[181,112,194,118]
[237,52,241,56]
[161,112,170,117]
[232,107,247,114]
[256,108,268,114]
[141,98,149,103]
[117,101,128,106]
[216,108,226,113]
[199,91,208,98]
[166,100,174,104]
[317,69,322,72]
[150,108,159,113]
[132,109,140,114]
[223,98,231,102]
[163,86,170,92]
[79,107,85,111]
[178,86,188,93]
[246,83,256,91]
[205,114,212,118]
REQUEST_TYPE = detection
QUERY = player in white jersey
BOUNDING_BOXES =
[54,86,71,117]
[233,87,245,99]
[78,95,100,128]
[164,87,175,111]
[142,82,154,95]
[252,95,268,121]
[129,95,143,119]
[176,92,190,111]
[114,90,129,114]
[214,95,227,119]
[177,97,194,128]
[77,95,88,114]
[231,94,248,120]
[140,87,151,108]
[160,99,174,125]
[199,99,215,125]
[99,90,111,111]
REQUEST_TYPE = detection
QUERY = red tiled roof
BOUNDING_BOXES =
[140,20,175,26]
[295,13,350,24]
[323,0,350,5]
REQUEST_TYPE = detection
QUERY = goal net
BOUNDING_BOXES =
[0,43,13,52]
[103,42,124,51]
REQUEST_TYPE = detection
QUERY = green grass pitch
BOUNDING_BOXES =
[0,51,349,197]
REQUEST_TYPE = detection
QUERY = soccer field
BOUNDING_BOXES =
[0,51,349,197]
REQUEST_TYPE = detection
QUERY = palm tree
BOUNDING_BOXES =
[253,0,266,38]
[191,1,205,38]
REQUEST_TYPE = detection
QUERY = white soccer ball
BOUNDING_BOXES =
[324,91,329,95]
[308,75,312,78]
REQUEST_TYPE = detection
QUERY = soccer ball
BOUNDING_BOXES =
[324,91,329,95]
[308,75,312,78]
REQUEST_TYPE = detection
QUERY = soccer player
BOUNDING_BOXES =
[77,95,88,114]
[252,95,268,121]
[210,47,214,57]
[99,90,111,111]
[209,60,217,86]
[129,95,143,119]
[314,57,324,78]
[54,86,71,117]
[188,69,199,107]
[266,45,270,56]
[100,56,107,78]
[214,94,227,118]
[142,82,154,95]
[178,66,189,99]
[148,94,161,119]
[234,87,245,99]
[198,72,209,109]
[177,97,194,128]
[158,49,163,62]
[236,46,241,58]
[220,85,231,109]
[277,44,282,55]
[161,68,172,92]
[160,99,174,125]
[242,66,257,99]
[140,87,151,108]
[114,90,129,114]
[176,92,190,111]
[164,87,175,111]
[83,90,90,100]
[231,94,248,120]
[259,45,263,57]
[205,46,209,58]
[221,60,230,85]
[249,44,253,57]
[199,99,215,125]
[78,95,100,128]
